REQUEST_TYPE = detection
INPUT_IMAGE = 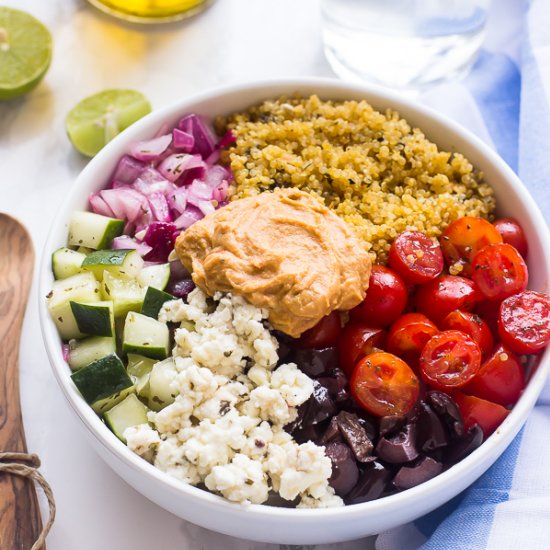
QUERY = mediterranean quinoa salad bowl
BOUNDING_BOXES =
[39,79,550,545]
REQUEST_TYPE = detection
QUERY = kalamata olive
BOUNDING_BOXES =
[379,415,407,437]
[166,278,195,299]
[335,411,374,462]
[325,441,359,498]
[318,368,349,403]
[291,423,320,445]
[393,456,443,490]
[414,401,448,452]
[375,423,419,464]
[301,379,337,425]
[318,417,341,445]
[445,424,484,463]
[426,391,464,439]
[345,461,392,504]
[290,347,338,377]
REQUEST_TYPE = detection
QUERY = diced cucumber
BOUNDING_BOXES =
[137,263,171,290]
[82,249,144,281]
[148,357,178,411]
[104,394,149,443]
[52,247,86,280]
[71,354,134,414]
[141,287,174,319]
[68,211,124,250]
[68,336,116,370]
[101,271,146,318]
[47,272,101,340]
[126,353,157,398]
[77,246,94,254]
[70,300,114,337]
[122,312,170,360]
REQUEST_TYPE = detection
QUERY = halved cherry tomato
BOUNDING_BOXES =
[351,352,420,417]
[493,218,528,258]
[414,275,480,324]
[463,345,524,406]
[338,322,387,377]
[295,311,342,349]
[471,243,528,301]
[440,216,503,276]
[350,265,407,327]
[474,299,501,338]
[419,330,482,389]
[387,312,439,366]
[388,231,444,284]
[451,392,509,437]
[441,310,494,358]
[498,291,550,354]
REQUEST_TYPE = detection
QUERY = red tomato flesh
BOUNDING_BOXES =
[441,310,494,358]
[420,330,482,390]
[440,216,503,276]
[295,311,342,349]
[463,345,524,406]
[493,218,528,258]
[471,243,528,301]
[350,265,407,327]
[338,322,387,377]
[414,275,480,324]
[451,392,510,438]
[388,231,444,284]
[351,352,420,417]
[387,312,439,367]
[498,291,550,354]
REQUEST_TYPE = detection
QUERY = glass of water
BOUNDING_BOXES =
[321,0,491,90]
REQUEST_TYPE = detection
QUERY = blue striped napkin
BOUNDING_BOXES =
[376,1,550,548]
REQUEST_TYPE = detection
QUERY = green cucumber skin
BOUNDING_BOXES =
[104,393,149,443]
[122,343,168,361]
[52,247,85,280]
[71,354,133,406]
[82,249,133,267]
[141,287,174,319]
[97,220,125,249]
[68,336,116,370]
[70,301,113,337]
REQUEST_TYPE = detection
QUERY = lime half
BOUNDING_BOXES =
[66,89,152,157]
[0,7,52,101]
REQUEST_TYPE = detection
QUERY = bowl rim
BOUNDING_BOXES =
[39,76,550,520]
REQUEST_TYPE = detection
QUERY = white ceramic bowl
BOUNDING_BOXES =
[39,78,550,545]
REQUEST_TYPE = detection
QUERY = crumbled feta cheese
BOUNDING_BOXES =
[131,289,340,508]
[124,423,160,463]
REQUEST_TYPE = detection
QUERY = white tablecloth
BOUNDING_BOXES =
[0,1,516,548]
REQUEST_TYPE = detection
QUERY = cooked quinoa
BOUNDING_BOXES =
[218,95,495,262]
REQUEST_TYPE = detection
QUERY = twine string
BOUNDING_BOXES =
[0,452,56,550]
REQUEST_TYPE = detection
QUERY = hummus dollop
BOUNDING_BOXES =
[175,188,371,337]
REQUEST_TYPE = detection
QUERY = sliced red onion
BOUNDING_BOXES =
[218,130,236,150]
[197,200,215,216]
[112,155,146,184]
[62,343,70,363]
[187,179,213,206]
[204,164,230,189]
[135,166,166,185]
[173,128,195,152]
[130,134,172,162]
[89,193,116,218]
[178,114,217,159]
[173,205,204,229]
[158,153,205,183]
[148,192,172,223]
[205,149,221,166]
[178,165,206,187]
[167,186,188,214]
[99,188,148,223]
[111,235,153,257]
[212,180,229,203]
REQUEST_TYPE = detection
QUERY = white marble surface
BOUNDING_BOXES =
[0,1,515,549]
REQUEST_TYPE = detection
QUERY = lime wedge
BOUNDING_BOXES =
[0,7,52,101]
[66,89,152,157]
